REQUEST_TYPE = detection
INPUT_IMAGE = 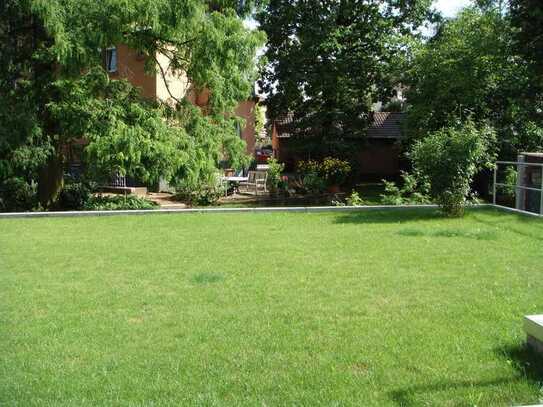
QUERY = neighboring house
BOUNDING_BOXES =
[271,112,405,176]
[105,44,258,156]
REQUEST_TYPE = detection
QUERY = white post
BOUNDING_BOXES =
[516,155,526,210]
[540,166,543,216]
[493,164,497,205]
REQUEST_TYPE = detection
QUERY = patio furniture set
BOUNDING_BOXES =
[222,170,268,196]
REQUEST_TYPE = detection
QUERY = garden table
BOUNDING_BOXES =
[222,176,249,195]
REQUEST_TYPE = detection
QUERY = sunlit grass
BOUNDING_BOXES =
[1,208,542,406]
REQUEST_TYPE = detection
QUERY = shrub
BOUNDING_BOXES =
[381,172,431,205]
[321,157,351,186]
[334,190,366,206]
[410,122,495,216]
[496,166,517,202]
[175,170,225,206]
[278,175,290,196]
[295,160,326,194]
[296,157,351,193]
[58,181,96,210]
[83,195,158,211]
[266,158,285,193]
[0,178,37,212]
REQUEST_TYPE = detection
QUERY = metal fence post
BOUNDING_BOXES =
[493,164,497,205]
[540,166,543,215]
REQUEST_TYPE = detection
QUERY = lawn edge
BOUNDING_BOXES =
[0,203,503,219]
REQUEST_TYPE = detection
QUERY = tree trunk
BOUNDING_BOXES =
[38,154,64,209]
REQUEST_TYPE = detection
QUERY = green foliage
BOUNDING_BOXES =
[58,181,96,211]
[334,190,366,206]
[320,157,351,186]
[381,172,431,206]
[175,169,225,206]
[510,0,543,88]
[404,5,543,158]
[83,195,158,211]
[0,178,38,212]
[409,122,496,216]
[258,0,432,154]
[297,157,351,189]
[0,0,265,208]
[295,160,326,194]
[496,166,518,202]
[266,158,284,192]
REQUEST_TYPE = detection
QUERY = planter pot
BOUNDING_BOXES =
[328,184,341,193]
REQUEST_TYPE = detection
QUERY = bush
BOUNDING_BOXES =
[58,181,96,210]
[381,172,431,205]
[334,190,366,206]
[175,170,225,206]
[496,166,517,202]
[297,157,351,192]
[266,158,285,193]
[0,178,37,212]
[83,195,158,211]
[321,157,351,186]
[410,122,495,216]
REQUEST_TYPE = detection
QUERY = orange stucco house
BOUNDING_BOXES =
[105,44,258,156]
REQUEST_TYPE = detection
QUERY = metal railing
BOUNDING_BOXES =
[493,160,543,216]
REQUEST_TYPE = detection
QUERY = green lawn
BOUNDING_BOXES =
[1,208,542,406]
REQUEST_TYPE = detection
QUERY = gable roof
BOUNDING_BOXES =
[273,112,405,139]
[366,112,405,139]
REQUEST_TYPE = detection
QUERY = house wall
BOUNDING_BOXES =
[114,45,257,156]
[235,100,257,156]
[109,44,156,100]
[355,140,402,176]
[155,51,191,103]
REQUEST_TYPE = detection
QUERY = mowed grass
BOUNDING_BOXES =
[1,208,542,406]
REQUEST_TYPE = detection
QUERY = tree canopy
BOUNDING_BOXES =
[257,0,433,156]
[404,2,543,159]
[0,0,265,207]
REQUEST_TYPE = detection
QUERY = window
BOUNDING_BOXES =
[105,47,117,73]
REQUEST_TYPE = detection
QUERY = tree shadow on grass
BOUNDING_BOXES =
[496,343,543,383]
[388,377,519,406]
[333,208,443,225]
[471,211,543,242]
[397,227,498,240]
[388,344,543,406]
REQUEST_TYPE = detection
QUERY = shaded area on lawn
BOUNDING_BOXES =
[389,344,543,406]
[333,207,444,224]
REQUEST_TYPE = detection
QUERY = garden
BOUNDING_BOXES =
[1,208,542,405]
[1,1,543,405]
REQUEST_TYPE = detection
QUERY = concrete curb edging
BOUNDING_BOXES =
[0,204,501,219]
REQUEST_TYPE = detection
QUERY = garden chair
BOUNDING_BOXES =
[239,171,267,195]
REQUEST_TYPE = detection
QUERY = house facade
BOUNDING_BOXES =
[106,44,258,156]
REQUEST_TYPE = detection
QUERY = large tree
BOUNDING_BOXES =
[0,0,264,208]
[404,4,543,158]
[257,0,432,156]
[510,0,543,91]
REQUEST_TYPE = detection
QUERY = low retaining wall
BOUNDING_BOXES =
[0,204,499,219]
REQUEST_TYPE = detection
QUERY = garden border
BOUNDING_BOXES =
[0,203,514,219]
